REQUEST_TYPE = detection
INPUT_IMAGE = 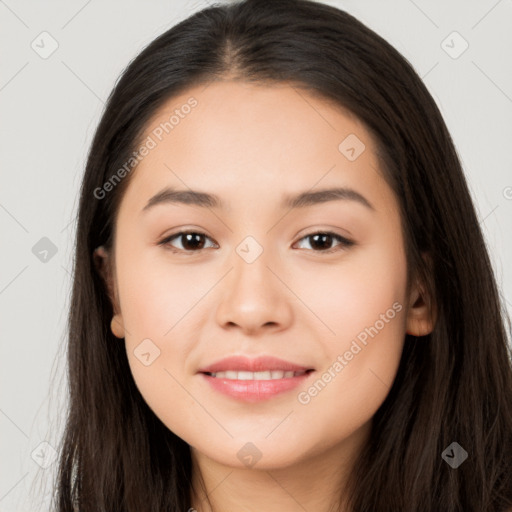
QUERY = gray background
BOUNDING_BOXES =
[1,0,511,510]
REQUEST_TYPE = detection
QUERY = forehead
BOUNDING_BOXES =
[119,80,391,215]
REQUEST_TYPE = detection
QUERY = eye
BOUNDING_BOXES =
[158,229,354,255]
[293,231,354,254]
[158,231,217,253]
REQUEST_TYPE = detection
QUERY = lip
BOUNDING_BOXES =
[198,355,313,374]
[198,356,315,403]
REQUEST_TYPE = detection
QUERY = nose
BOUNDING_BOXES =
[214,243,293,335]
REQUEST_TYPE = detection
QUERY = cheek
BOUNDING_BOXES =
[118,250,215,338]
[297,242,408,428]
[297,308,405,454]
[290,237,408,344]
[115,251,208,419]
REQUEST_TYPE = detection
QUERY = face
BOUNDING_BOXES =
[97,80,425,471]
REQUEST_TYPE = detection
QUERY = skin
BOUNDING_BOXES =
[94,80,434,512]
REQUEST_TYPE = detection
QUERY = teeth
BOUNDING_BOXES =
[238,371,258,380]
[209,370,308,380]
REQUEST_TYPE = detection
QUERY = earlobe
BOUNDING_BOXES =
[110,314,126,339]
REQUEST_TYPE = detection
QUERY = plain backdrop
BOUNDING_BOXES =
[1,0,511,510]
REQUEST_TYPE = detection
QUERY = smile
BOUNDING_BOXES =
[197,355,315,402]
[200,369,315,402]
[204,370,310,380]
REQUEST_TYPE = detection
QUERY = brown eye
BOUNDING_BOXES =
[159,231,217,253]
[294,231,354,253]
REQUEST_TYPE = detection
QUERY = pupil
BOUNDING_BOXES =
[311,233,332,250]
[183,233,204,250]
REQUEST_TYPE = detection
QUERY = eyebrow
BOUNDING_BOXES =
[141,186,374,213]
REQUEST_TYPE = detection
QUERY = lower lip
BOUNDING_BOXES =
[200,372,314,402]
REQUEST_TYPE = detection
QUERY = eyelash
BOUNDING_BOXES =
[158,230,354,255]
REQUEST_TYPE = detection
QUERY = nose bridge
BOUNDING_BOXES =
[226,194,292,282]
[234,234,267,268]
[229,233,275,296]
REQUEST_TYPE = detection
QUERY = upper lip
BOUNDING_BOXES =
[198,356,314,374]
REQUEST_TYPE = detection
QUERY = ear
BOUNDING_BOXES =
[405,265,436,337]
[93,246,125,339]
[93,246,117,309]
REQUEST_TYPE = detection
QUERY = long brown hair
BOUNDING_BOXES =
[53,0,512,510]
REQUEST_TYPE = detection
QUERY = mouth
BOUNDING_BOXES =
[202,369,314,380]
[198,355,316,402]
[197,355,315,401]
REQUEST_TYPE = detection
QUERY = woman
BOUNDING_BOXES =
[54,0,512,510]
